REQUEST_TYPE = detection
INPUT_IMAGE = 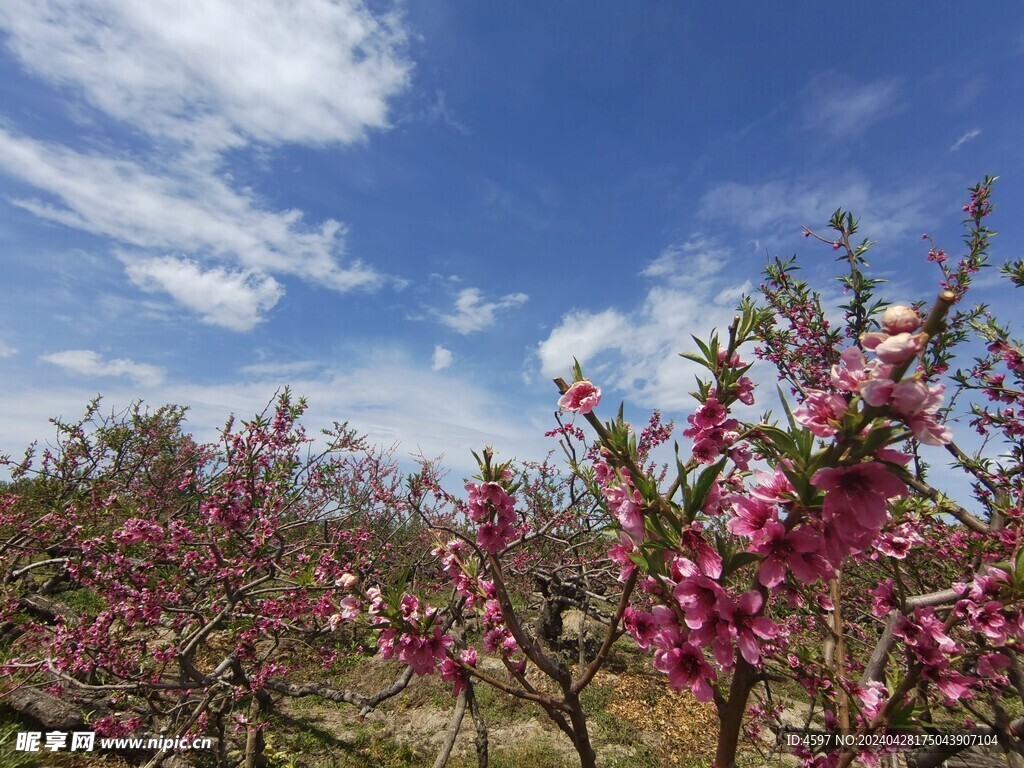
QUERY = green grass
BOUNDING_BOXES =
[0,722,45,768]
[580,681,637,745]
[470,683,540,726]
[259,716,426,768]
[452,744,577,768]
[308,725,423,768]
[55,588,107,614]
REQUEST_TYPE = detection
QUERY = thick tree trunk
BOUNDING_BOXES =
[5,687,96,730]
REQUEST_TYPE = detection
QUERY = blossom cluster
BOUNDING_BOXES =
[465,479,519,553]
[370,591,455,677]
[623,554,780,701]
[794,306,952,446]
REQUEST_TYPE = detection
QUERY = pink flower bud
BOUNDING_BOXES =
[337,573,358,589]
[881,305,922,334]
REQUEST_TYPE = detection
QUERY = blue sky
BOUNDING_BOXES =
[1,2,1023,480]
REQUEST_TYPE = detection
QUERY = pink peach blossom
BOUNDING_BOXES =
[861,331,925,364]
[811,462,908,535]
[653,640,717,701]
[793,390,848,437]
[558,380,602,415]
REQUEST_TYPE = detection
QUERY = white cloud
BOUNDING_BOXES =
[715,280,753,305]
[431,345,454,371]
[0,0,410,327]
[640,239,729,284]
[535,307,630,376]
[0,129,385,295]
[40,349,165,386]
[124,256,283,331]
[0,338,16,357]
[801,72,902,140]
[950,128,981,151]
[418,90,470,135]
[537,239,754,410]
[699,174,931,243]
[438,288,529,334]
[0,0,410,151]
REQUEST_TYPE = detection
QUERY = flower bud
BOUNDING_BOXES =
[337,572,358,589]
[881,305,921,334]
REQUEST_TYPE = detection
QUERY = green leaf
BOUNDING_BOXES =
[721,551,760,579]
[679,352,715,371]
[646,509,671,542]
[627,551,647,568]
[690,335,713,363]
[686,458,727,518]
[861,425,896,456]
[755,425,800,462]
[1013,548,1024,589]
[776,386,798,431]
[571,358,584,382]
[887,695,917,729]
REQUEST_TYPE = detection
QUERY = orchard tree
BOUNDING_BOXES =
[0,392,430,767]
[550,177,1022,768]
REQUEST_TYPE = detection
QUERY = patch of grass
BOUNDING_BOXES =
[0,722,44,768]
[329,724,424,767]
[284,694,327,714]
[581,681,642,748]
[449,740,579,768]
[471,682,542,726]
[391,672,456,712]
[55,588,106,614]
[261,718,426,768]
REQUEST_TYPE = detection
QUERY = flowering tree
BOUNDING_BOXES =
[0,391,432,766]
[548,177,1023,768]
[333,439,655,768]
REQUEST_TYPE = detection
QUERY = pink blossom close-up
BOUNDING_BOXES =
[558,379,602,415]
[861,331,925,364]
[811,462,908,534]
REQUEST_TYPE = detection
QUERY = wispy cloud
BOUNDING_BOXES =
[417,90,471,135]
[431,345,454,371]
[801,72,902,140]
[123,256,283,331]
[40,349,165,386]
[438,287,529,334]
[240,360,322,378]
[699,173,931,243]
[640,238,730,283]
[0,338,15,358]
[0,0,410,151]
[949,128,981,152]
[0,0,411,328]
[0,132,386,293]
